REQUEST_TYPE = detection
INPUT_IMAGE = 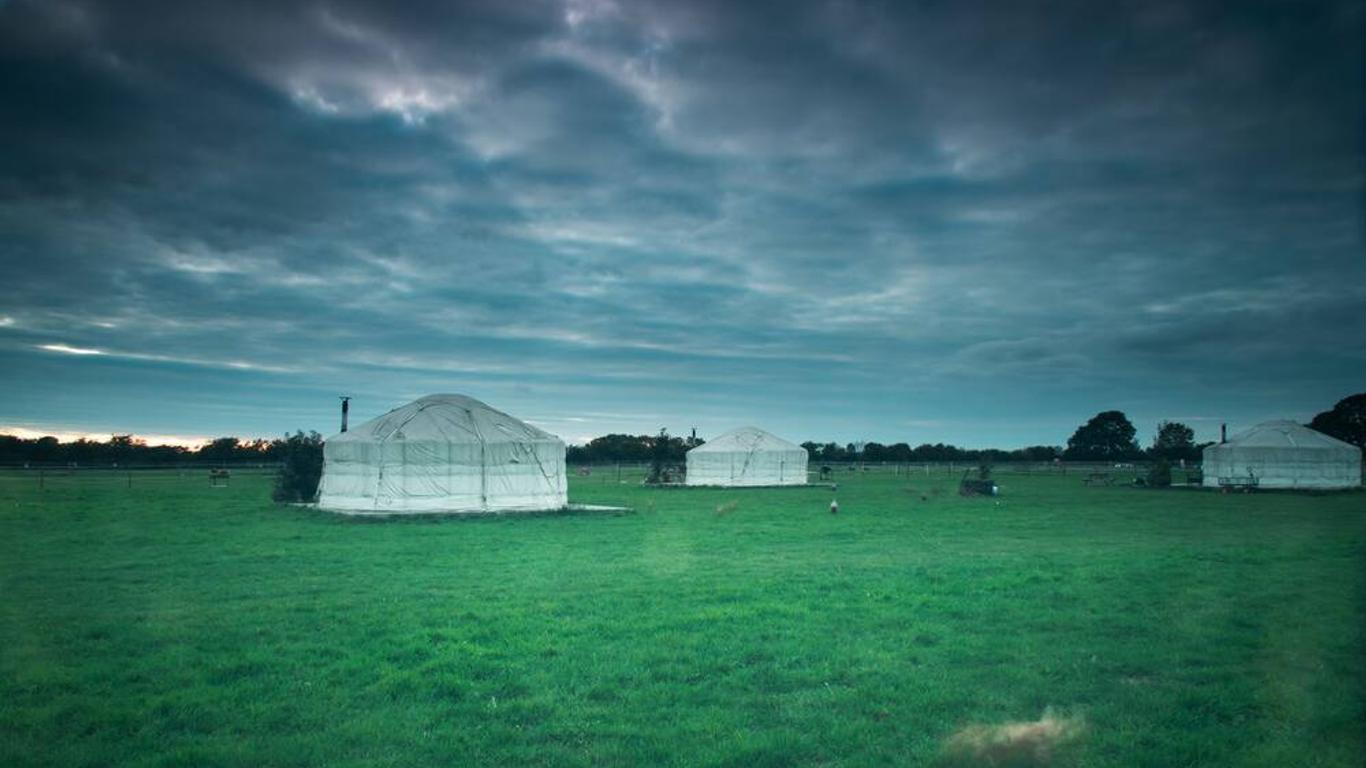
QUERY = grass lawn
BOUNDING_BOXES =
[1,468,1363,767]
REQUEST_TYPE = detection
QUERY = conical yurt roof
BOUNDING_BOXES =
[1220,420,1356,450]
[329,394,560,445]
[689,426,803,453]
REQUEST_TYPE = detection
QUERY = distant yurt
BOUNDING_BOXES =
[1202,420,1361,490]
[686,427,808,486]
[317,394,567,514]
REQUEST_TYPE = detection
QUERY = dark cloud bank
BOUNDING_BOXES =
[0,0,1362,446]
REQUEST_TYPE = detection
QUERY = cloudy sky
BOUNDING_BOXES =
[0,0,1362,448]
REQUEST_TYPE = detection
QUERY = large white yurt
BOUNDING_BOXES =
[686,426,808,487]
[317,394,567,514]
[1202,420,1361,490]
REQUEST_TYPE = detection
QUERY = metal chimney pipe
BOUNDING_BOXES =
[340,396,351,433]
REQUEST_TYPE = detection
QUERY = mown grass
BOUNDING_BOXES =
[1,468,1363,767]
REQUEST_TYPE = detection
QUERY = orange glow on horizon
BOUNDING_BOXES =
[0,426,213,450]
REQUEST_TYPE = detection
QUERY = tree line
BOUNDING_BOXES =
[565,393,1365,464]
[565,431,704,464]
[0,433,317,466]
[3,394,1360,467]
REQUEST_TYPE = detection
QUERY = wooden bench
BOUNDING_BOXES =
[1082,472,1113,486]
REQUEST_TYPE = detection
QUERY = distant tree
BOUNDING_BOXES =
[197,437,241,464]
[910,442,971,462]
[65,438,101,465]
[0,435,24,464]
[583,434,653,463]
[109,434,144,466]
[146,444,190,464]
[647,428,672,484]
[31,436,60,463]
[240,438,275,459]
[564,432,695,464]
[1150,421,1197,462]
[1309,393,1366,448]
[1012,445,1062,462]
[1064,411,1140,461]
[0,433,192,466]
[272,431,324,503]
[979,448,1009,464]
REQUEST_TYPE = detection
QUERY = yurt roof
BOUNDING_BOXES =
[1218,420,1357,450]
[688,426,804,453]
[329,394,560,444]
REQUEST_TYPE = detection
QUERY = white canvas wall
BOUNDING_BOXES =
[318,394,567,514]
[1202,421,1361,490]
[686,427,808,486]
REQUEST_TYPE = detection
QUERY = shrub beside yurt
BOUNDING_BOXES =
[317,394,567,514]
[1202,420,1361,490]
[686,427,808,487]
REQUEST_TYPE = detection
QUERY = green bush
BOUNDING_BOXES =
[272,431,324,502]
[1146,458,1172,488]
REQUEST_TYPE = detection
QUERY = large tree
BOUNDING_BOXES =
[1150,420,1197,461]
[1309,393,1366,448]
[1065,411,1140,461]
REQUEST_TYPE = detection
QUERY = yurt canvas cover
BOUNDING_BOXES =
[1202,420,1361,490]
[686,427,808,486]
[318,394,567,514]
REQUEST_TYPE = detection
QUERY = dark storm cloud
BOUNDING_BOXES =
[0,0,1361,444]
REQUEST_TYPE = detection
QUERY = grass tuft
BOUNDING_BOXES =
[939,710,1085,767]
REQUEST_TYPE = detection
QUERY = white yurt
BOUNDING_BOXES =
[1202,420,1361,490]
[317,394,567,514]
[686,426,808,487]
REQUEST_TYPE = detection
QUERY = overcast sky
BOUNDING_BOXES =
[1,0,1362,448]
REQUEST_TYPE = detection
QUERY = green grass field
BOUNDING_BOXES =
[2,469,1363,767]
